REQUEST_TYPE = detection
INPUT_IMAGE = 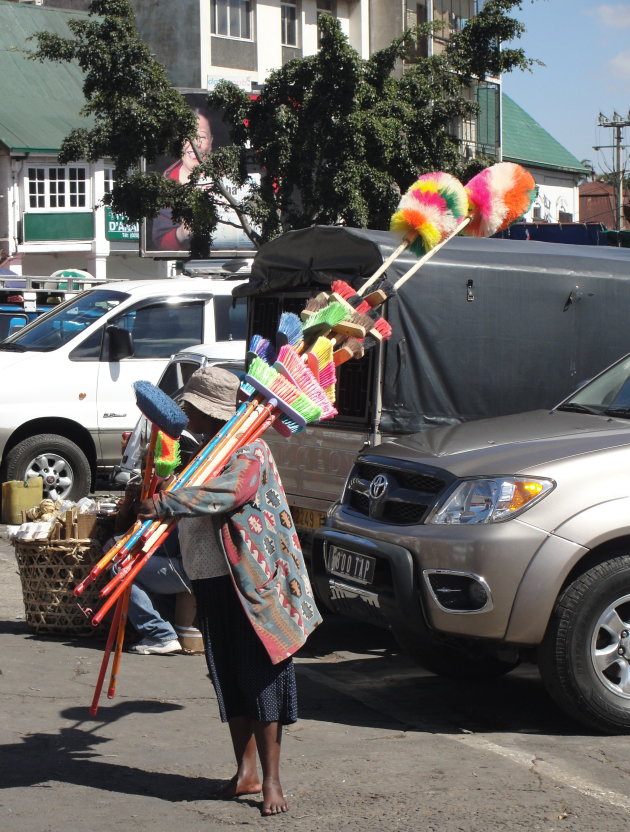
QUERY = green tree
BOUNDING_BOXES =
[31,0,537,257]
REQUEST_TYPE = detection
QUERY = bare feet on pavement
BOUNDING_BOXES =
[214,773,262,799]
[261,780,288,816]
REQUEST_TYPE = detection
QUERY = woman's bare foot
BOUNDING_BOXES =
[214,773,262,800]
[261,779,288,816]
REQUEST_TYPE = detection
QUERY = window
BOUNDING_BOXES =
[114,301,204,359]
[282,0,298,47]
[211,0,251,39]
[27,166,89,210]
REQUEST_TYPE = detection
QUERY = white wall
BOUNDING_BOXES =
[525,168,581,223]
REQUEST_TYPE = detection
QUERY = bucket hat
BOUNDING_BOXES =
[181,366,240,422]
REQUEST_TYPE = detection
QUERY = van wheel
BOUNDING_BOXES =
[539,556,630,734]
[394,627,520,680]
[5,434,91,502]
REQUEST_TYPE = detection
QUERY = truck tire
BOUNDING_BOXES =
[394,627,519,680]
[5,434,91,502]
[538,556,630,734]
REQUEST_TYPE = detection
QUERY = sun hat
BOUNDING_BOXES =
[181,366,240,422]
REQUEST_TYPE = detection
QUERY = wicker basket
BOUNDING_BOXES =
[14,538,107,635]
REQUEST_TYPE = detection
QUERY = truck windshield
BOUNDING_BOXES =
[557,354,630,419]
[0,289,128,353]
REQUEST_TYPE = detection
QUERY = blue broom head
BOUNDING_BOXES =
[133,381,188,439]
[276,312,303,348]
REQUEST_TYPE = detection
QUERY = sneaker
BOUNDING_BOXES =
[128,637,182,655]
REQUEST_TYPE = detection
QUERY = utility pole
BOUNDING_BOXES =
[595,112,630,231]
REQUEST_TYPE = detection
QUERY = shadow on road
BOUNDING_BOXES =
[295,614,599,739]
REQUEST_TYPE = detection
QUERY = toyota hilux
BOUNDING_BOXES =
[312,352,630,734]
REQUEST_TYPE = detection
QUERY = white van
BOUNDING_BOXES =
[0,276,247,500]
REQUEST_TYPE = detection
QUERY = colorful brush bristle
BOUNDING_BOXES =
[133,381,188,439]
[301,301,349,339]
[390,172,468,257]
[154,431,181,478]
[372,317,392,340]
[300,292,330,321]
[247,334,276,366]
[333,337,364,367]
[246,357,323,425]
[463,162,537,238]
[272,413,305,437]
[276,312,303,349]
[275,345,337,420]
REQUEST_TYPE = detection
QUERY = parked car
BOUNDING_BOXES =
[0,274,248,501]
[110,343,244,487]
[312,351,630,734]
[0,273,104,340]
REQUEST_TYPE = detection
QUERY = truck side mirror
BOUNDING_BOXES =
[106,325,134,361]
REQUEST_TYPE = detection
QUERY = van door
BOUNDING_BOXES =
[92,299,205,467]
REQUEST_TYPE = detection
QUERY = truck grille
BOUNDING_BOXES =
[344,457,453,525]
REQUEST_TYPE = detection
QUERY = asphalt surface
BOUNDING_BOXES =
[3,523,630,832]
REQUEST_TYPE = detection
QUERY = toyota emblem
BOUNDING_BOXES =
[369,473,389,500]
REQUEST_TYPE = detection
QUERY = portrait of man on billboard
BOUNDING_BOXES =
[142,92,257,258]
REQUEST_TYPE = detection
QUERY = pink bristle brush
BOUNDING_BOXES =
[275,345,337,420]
[462,161,537,238]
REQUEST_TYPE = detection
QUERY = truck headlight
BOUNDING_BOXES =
[428,477,554,524]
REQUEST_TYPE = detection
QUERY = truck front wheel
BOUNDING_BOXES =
[539,556,630,734]
[5,434,91,502]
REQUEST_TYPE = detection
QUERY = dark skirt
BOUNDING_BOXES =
[192,575,298,725]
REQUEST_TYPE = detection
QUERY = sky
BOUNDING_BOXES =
[502,0,630,175]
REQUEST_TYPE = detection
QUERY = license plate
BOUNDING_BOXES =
[324,545,376,585]
[291,506,327,532]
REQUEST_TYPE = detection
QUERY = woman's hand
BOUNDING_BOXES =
[137,497,161,521]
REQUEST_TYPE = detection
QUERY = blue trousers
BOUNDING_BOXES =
[118,552,191,643]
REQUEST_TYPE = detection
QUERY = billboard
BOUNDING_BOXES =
[140,92,257,258]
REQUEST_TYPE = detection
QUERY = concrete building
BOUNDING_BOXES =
[1,0,496,277]
[0,0,167,278]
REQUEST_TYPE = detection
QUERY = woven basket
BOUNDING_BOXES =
[14,538,107,635]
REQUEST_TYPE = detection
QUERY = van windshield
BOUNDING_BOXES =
[0,289,128,353]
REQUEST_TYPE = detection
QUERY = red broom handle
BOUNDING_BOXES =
[89,593,124,716]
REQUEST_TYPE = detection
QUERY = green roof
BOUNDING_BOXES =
[502,93,588,175]
[0,1,91,154]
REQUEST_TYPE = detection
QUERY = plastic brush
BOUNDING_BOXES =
[390,163,537,294]
[133,380,188,439]
[462,162,537,238]
[247,334,276,367]
[301,301,351,340]
[275,344,337,420]
[300,292,330,321]
[153,431,181,478]
[333,337,365,367]
[276,311,303,349]
[357,172,469,297]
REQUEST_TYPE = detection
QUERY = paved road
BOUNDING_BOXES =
[2,527,630,832]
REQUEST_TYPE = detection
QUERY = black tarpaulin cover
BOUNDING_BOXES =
[237,226,630,434]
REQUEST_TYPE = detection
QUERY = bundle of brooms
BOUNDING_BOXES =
[76,162,536,714]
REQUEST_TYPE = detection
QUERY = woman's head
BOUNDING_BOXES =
[180,109,213,180]
[180,365,240,436]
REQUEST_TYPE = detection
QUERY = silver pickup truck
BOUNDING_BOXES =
[312,352,630,734]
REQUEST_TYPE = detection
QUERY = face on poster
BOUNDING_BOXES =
[141,91,257,258]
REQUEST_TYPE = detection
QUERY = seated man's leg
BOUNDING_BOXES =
[125,554,182,653]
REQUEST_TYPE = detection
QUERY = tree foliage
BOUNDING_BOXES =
[30,0,537,257]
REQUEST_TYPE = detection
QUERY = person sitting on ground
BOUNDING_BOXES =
[137,365,322,816]
[113,480,191,655]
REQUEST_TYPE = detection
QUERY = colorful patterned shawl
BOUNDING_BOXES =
[155,439,322,664]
